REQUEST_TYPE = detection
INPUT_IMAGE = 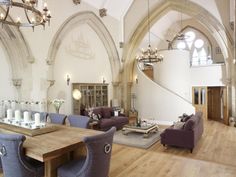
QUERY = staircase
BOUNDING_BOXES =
[136,50,195,125]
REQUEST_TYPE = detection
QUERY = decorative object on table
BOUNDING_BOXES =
[229,117,235,127]
[0,0,51,31]
[6,109,13,119]
[50,99,65,113]
[23,111,30,122]
[15,110,21,122]
[136,117,141,127]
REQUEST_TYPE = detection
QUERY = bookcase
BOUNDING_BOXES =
[72,83,108,115]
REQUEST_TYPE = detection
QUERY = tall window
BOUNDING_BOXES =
[172,27,213,66]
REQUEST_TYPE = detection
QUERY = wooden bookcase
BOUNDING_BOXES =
[72,83,108,115]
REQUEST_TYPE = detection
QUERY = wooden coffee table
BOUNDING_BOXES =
[122,123,159,138]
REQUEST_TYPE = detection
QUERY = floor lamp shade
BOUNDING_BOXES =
[72,89,82,100]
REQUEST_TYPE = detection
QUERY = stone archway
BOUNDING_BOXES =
[0,11,35,100]
[0,25,34,80]
[123,0,233,114]
[46,11,121,83]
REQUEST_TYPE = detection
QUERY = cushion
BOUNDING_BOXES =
[181,114,193,122]
[173,122,185,129]
[183,119,195,130]
[102,107,113,118]
[92,108,102,117]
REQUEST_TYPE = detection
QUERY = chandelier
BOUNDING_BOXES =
[136,0,163,64]
[0,0,51,30]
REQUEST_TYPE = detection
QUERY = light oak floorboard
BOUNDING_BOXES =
[110,120,236,177]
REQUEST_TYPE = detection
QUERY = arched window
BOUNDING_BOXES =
[172,27,212,66]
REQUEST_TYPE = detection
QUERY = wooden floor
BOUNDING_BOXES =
[0,120,235,177]
[110,120,236,177]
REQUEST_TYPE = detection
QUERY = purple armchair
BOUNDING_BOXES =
[160,112,203,152]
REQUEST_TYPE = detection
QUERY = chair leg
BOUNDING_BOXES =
[190,148,193,153]
[162,144,165,147]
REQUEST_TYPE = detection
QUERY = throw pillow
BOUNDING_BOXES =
[173,122,185,129]
[102,107,112,118]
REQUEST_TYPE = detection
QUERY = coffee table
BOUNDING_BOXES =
[122,123,159,138]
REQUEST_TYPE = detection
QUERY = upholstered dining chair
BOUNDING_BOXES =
[67,115,90,128]
[48,113,67,125]
[0,133,44,177]
[57,126,116,177]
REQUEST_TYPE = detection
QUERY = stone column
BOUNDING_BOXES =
[112,82,120,106]
[46,80,55,111]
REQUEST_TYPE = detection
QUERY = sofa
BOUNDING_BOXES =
[160,112,203,152]
[82,107,129,131]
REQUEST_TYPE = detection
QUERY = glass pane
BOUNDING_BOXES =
[194,88,199,104]
[200,88,205,105]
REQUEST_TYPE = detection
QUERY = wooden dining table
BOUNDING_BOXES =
[0,123,102,177]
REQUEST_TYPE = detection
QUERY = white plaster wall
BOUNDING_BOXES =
[154,50,191,101]
[0,46,16,100]
[49,24,113,114]
[137,66,195,125]
[6,0,120,107]
[191,64,226,86]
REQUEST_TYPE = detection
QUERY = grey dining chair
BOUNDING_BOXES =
[0,133,44,177]
[48,113,67,125]
[57,126,116,177]
[67,115,90,128]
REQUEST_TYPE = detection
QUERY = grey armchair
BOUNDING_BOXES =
[48,113,67,125]
[57,126,116,177]
[67,115,90,128]
[0,133,44,177]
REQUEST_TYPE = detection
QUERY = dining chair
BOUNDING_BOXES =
[57,126,116,177]
[48,113,67,125]
[0,133,44,177]
[67,115,90,128]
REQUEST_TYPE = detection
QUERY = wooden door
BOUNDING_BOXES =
[207,87,221,121]
[207,86,228,124]
[192,87,207,120]
[222,87,229,125]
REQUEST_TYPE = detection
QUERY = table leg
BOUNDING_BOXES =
[44,153,70,177]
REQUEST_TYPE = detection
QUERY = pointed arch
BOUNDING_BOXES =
[0,22,34,80]
[46,11,121,82]
[124,0,232,82]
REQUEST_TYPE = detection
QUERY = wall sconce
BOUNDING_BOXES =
[102,77,106,84]
[66,74,70,86]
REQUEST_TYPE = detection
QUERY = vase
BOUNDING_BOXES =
[54,106,60,114]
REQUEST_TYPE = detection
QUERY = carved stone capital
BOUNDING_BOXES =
[46,59,54,65]
[12,79,22,88]
[73,0,81,5]
[47,80,55,87]
[226,78,232,85]
[112,82,120,87]
[127,82,133,87]
[99,8,107,18]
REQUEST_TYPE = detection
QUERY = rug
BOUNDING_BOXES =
[113,130,162,149]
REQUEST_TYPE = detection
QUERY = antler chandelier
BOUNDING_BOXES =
[0,0,51,30]
[136,0,163,64]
